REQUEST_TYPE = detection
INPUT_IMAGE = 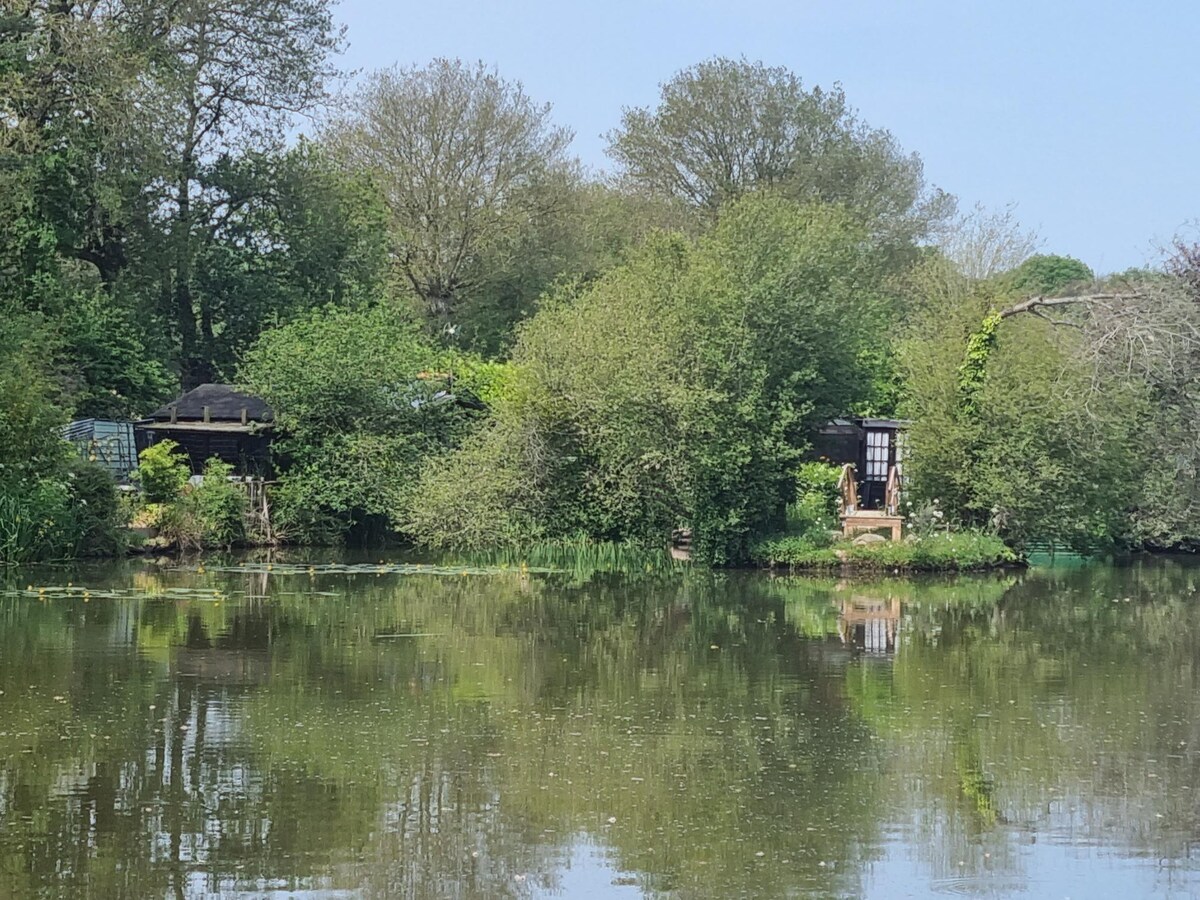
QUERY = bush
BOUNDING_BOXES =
[786,462,843,540]
[410,196,891,563]
[151,458,248,550]
[0,479,72,565]
[189,459,247,548]
[65,459,127,556]
[749,534,841,568]
[135,440,190,503]
[241,305,484,544]
[750,530,1018,571]
[0,462,129,564]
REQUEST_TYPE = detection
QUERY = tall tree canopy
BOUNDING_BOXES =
[606,57,954,249]
[139,0,346,386]
[323,60,577,337]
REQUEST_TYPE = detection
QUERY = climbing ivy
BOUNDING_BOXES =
[957,312,1002,418]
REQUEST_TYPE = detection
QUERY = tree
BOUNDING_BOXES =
[409,195,890,562]
[240,304,491,543]
[179,142,392,377]
[606,57,954,248]
[322,59,576,334]
[1,0,351,399]
[1004,254,1093,296]
[937,203,1040,281]
[136,0,345,386]
[897,255,1146,552]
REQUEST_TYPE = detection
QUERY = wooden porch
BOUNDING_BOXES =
[838,463,903,541]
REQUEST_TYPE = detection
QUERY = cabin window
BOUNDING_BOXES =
[865,430,890,481]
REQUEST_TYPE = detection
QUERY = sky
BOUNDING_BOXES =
[330,0,1200,274]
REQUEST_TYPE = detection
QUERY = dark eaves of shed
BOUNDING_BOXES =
[147,384,274,423]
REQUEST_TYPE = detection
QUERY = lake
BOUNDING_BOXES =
[2,554,1199,898]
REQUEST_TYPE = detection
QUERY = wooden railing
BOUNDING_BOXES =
[885,465,902,516]
[837,463,858,514]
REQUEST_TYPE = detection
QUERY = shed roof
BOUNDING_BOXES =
[148,384,273,423]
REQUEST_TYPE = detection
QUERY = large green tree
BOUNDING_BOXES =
[606,57,954,250]
[322,59,580,344]
[240,304,494,543]
[136,0,345,386]
[409,195,890,562]
[897,255,1147,552]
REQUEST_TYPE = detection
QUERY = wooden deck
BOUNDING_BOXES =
[840,510,903,541]
[838,462,904,541]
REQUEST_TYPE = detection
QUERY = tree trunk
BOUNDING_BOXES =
[174,160,212,388]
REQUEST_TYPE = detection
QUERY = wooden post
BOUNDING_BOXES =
[202,405,210,424]
[240,407,248,425]
[170,405,177,424]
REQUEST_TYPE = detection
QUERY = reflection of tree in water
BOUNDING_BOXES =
[6,559,1200,896]
[0,566,884,898]
[842,562,1200,887]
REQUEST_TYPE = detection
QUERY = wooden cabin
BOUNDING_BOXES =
[811,417,906,511]
[135,384,274,477]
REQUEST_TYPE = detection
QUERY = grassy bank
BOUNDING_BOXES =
[749,530,1021,572]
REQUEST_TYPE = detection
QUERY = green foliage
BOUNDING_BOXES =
[899,257,1145,553]
[183,144,392,379]
[241,304,484,543]
[135,441,190,504]
[0,313,128,563]
[795,462,842,518]
[1004,254,1093,296]
[323,59,576,338]
[146,460,248,551]
[188,459,247,549]
[606,57,954,249]
[56,286,175,418]
[0,480,71,565]
[410,196,890,563]
[749,535,840,568]
[785,462,843,543]
[0,314,69,488]
[957,311,1001,417]
[64,459,126,557]
[0,462,126,565]
[751,530,1017,571]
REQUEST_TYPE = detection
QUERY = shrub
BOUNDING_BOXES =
[0,479,72,565]
[749,534,841,568]
[750,529,1018,571]
[410,197,891,563]
[241,305,485,544]
[795,462,843,516]
[786,462,843,540]
[189,459,247,548]
[152,499,205,551]
[65,459,127,556]
[0,462,130,564]
[135,440,190,503]
[151,459,248,550]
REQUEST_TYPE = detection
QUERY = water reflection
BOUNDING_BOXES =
[1,559,1200,897]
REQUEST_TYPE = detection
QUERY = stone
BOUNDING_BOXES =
[852,532,888,545]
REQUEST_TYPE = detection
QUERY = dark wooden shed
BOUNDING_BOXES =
[811,417,906,511]
[135,384,274,477]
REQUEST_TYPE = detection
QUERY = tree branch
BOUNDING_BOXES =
[998,292,1142,320]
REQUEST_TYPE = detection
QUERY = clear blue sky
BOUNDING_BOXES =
[332,0,1199,274]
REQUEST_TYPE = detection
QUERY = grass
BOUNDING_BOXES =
[749,530,1020,572]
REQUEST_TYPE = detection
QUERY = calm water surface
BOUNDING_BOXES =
[2,555,1200,898]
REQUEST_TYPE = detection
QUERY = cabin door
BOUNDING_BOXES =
[861,429,892,509]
